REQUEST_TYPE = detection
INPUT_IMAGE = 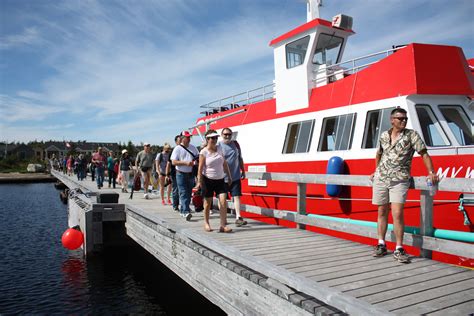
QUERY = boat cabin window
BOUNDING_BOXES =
[415,104,450,146]
[362,108,395,148]
[312,33,344,65]
[286,36,310,69]
[439,105,473,145]
[282,119,315,153]
[318,113,356,151]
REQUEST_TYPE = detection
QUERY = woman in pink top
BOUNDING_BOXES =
[196,129,232,233]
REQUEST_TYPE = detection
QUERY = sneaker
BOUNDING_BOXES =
[235,217,248,227]
[393,248,410,263]
[372,244,387,257]
[173,208,179,212]
[185,213,192,221]
[167,199,172,205]
[161,199,166,205]
[144,193,149,199]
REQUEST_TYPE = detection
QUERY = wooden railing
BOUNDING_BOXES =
[235,172,474,259]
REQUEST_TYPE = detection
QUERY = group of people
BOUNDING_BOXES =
[56,108,439,262]
[132,128,247,233]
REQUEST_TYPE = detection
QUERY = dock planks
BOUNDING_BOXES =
[53,171,474,315]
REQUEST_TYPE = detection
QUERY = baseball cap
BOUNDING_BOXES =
[181,131,192,137]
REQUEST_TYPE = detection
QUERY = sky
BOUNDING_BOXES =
[1,0,473,146]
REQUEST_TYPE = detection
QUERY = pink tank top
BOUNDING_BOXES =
[200,147,225,180]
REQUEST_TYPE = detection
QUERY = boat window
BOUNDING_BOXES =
[362,107,395,148]
[286,36,310,69]
[415,104,450,146]
[439,105,473,145]
[282,119,315,153]
[312,33,344,65]
[318,113,356,151]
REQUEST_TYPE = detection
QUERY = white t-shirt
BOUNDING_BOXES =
[170,144,199,173]
[200,147,225,180]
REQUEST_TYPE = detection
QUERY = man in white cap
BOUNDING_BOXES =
[171,131,199,220]
[135,142,154,199]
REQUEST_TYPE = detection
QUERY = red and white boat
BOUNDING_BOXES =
[193,1,474,266]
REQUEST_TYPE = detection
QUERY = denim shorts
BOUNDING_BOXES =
[372,178,410,205]
[225,180,242,197]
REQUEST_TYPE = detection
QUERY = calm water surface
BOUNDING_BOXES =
[0,183,224,315]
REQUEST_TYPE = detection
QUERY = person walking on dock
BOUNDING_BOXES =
[135,143,154,199]
[168,135,181,212]
[76,154,86,181]
[107,151,117,189]
[119,149,132,193]
[218,127,248,227]
[196,129,233,233]
[371,107,438,263]
[171,131,199,221]
[92,147,106,189]
[155,143,172,205]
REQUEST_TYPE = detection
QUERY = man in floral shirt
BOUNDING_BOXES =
[371,107,438,263]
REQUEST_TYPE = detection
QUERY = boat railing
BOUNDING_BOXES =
[227,172,474,260]
[313,46,407,84]
[199,83,275,115]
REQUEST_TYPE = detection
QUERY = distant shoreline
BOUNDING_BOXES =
[0,172,56,183]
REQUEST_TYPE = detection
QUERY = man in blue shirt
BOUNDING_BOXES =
[218,127,247,226]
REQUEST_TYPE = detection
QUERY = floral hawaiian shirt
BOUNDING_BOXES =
[374,128,427,183]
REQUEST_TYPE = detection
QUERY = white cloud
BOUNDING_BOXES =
[0,27,41,50]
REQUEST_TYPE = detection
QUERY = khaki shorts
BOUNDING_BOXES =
[372,178,410,205]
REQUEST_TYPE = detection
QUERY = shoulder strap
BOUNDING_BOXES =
[179,145,198,159]
[233,140,242,157]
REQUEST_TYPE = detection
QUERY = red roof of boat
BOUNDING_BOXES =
[269,18,354,47]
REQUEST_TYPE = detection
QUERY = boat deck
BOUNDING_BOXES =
[54,171,474,315]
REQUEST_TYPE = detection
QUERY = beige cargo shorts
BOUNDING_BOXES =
[372,178,410,205]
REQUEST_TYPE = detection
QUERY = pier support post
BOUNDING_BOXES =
[297,183,306,230]
[419,190,434,259]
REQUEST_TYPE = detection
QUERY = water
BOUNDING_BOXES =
[0,183,224,315]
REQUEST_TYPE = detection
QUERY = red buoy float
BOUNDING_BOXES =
[61,227,84,250]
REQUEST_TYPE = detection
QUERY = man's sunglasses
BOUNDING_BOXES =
[207,136,218,140]
[222,133,232,136]
[393,117,408,122]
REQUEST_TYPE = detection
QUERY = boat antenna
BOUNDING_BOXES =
[307,0,322,21]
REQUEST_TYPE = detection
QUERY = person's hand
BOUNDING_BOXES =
[429,172,439,185]
[369,173,374,181]
[241,171,246,179]
[194,183,201,190]
[187,161,194,167]
[227,178,232,185]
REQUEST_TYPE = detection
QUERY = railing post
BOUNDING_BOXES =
[297,183,307,230]
[419,190,434,258]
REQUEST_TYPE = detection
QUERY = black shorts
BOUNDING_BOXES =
[202,176,226,198]
[225,180,242,197]
[141,166,151,172]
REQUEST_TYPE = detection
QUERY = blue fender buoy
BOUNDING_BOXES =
[326,156,344,197]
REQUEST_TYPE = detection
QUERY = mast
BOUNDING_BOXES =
[307,0,322,21]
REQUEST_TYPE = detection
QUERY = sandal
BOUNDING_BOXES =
[219,226,232,233]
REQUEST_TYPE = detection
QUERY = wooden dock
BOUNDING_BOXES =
[52,170,474,315]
